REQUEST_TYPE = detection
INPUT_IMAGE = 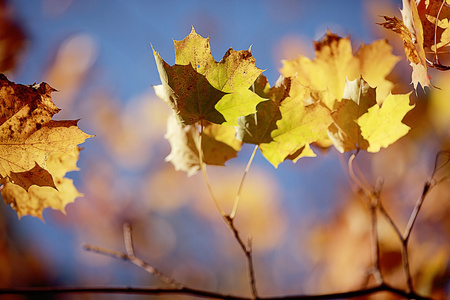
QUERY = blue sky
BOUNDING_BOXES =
[11,0,396,100]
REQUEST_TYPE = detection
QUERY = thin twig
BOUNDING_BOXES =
[369,178,384,285]
[377,189,414,292]
[347,153,384,283]
[123,223,135,256]
[403,182,431,243]
[230,145,259,220]
[225,217,258,299]
[84,224,183,289]
[403,151,450,241]
[399,151,447,292]
[347,152,372,202]
[197,121,259,298]
[378,204,403,242]
[381,151,450,293]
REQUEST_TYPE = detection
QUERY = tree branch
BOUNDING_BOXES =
[226,216,258,299]
[0,283,431,299]
[197,123,259,298]
[84,223,182,289]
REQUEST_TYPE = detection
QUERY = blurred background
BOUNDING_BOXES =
[1,0,450,299]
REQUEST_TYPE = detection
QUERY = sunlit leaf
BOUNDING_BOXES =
[358,92,414,152]
[154,27,266,126]
[0,74,92,218]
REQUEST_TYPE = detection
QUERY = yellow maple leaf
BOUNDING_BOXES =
[2,150,83,219]
[281,31,399,107]
[0,74,92,218]
[153,27,266,126]
[357,92,414,152]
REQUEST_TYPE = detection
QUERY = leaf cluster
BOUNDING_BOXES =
[154,28,414,172]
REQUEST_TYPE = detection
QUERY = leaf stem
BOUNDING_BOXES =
[198,121,227,218]
[230,145,259,220]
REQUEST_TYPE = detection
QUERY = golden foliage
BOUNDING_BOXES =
[0,75,92,218]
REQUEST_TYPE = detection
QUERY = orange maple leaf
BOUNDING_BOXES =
[0,74,92,218]
[379,0,431,90]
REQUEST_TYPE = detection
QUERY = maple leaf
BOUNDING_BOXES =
[417,0,450,52]
[236,74,290,145]
[281,31,399,107]
[2,150,83,219]
[153,53,227,125]
[153,27,266,126]
[262,95,332,167]
[165,114,241,176]
[327,78,377,153]
[327,77,414,153]
[357,91,414,152]
[378,0,431,90]
[238,74,332,168]
[0,74,92,218]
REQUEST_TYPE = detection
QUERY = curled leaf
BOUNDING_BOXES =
[378,0,431,90]
[165,115,241,176]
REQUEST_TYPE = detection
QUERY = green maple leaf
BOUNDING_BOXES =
[358,92,414,152]
[154,27,266,126]
[153,51,227,125]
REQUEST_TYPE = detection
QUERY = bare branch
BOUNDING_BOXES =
[84,224,183,289]
[226,217,259,299]
[123,223,135,256]
[197,123,259,298]
[403,182,431,243]
[369,186,383,285]
[0,283,431,299]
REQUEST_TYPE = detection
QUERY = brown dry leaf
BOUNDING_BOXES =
[379,0,431,89]
[0,74,92,218]
[417,0,450,51]
[1,150,83,219]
